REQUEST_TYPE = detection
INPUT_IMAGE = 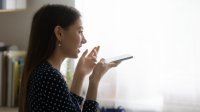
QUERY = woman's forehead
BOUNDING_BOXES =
[72,18,83,29]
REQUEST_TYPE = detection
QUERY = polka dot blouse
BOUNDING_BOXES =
[28,61,99,112]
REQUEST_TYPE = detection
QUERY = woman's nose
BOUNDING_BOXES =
[82,36,87,44]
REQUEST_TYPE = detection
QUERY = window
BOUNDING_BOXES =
[75,0,200,111]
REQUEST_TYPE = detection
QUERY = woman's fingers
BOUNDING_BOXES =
[99,58,105,63]
[95,46,100,56]
[109,61,121,67]
[98,58,121,68]
[93,46,100,57]
[88,46,100,57]
[83,46,100,64]
[81,49,88,58]
[90,58,121,82]
[87,48,96,57]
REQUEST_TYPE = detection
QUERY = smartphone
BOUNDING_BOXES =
[105,54,133,63]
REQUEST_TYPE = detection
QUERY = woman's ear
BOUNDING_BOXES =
[54,26,63,41]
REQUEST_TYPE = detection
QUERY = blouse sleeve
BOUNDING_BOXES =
[70,92,100,112]
[82,100,99,112]
[70,92,84,105]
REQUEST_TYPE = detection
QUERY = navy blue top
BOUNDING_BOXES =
[28,61,99,112]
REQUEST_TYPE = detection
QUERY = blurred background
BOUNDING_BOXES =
[76,0,200,111]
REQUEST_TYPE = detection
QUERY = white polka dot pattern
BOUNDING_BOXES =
[27,61,99,112]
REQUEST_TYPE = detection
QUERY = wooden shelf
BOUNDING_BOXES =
[0,107,18,112]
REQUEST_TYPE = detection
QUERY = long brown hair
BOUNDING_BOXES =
[19,4,80,112]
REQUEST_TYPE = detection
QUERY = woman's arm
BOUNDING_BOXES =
[85,80,99,101]
[81,59,120,112]
[70,71,86,96]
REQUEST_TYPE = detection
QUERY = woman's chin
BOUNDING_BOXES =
[73,52,79,58]
[65,53,78,59]
[66,50,80,58]
[69,54,78,58]
[74,54,79,58]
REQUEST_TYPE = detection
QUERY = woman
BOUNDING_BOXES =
[19,4,120,112]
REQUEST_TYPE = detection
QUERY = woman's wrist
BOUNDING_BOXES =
[86,81,99,101]
[89,72,102,84]
[74,70,86,78]
[70,71,86,96]
[89,78,99,87]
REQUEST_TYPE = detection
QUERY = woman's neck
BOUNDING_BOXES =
[47,49,65,70]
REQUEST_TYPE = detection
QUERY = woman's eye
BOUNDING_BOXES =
[79,31,83,34]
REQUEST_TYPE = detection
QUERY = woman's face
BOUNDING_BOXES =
[60,18,87,58]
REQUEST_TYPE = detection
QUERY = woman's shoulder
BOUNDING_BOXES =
[31,61,63,80]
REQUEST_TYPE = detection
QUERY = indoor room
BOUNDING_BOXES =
[0,0,200,112]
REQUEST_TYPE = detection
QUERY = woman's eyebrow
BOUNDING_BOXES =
[78,26,83,30]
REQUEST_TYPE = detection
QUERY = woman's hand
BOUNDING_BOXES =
[74,46,100,76]
[89,58,121,83]
[70,46,100,95]
[85,59,120,100]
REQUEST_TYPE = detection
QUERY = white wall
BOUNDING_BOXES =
[0,0,75,50]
